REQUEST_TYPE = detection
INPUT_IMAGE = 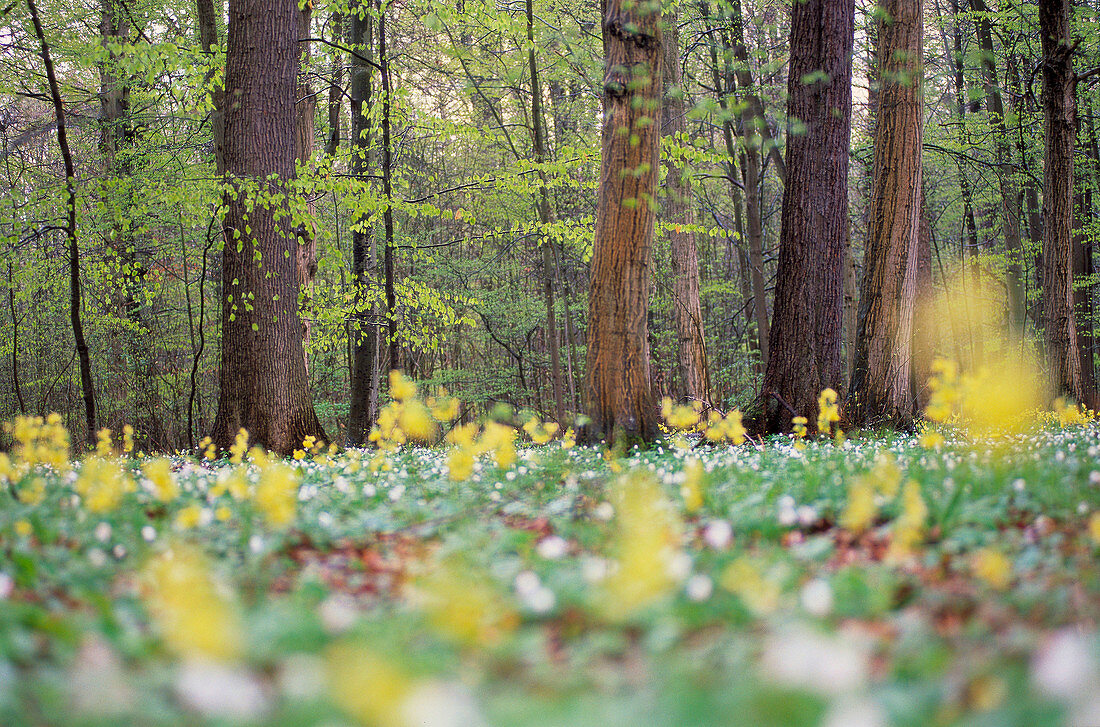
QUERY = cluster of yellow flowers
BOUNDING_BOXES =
[142,544,243,661]
[445,420,516,480]
[924,355,1046,441]
[886,480,928,562]
[369,371,449,451]
[597,472,684,620]
[76,456,135,514]
[816,388,840,436]
[840,452,901,534]
[0,413,70,484]
[720,557,781,616]
[659,397,747,445]
[409,555,518,646]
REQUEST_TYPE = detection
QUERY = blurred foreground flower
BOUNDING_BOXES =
[141,544,243,661]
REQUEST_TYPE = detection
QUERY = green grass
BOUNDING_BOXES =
[1,425,1099,727]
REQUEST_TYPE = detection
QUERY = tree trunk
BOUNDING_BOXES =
[1039,0,1084,403]
[582,0,662,445]
[942,0,979,256]
[196,0,225,174]
[325,12,343,157]
[849,0,923,427]
[28,0,97,446]
[970,0,1025,327]
[211,0,325,454]
[1074,191,1097,406]
[757,0,854,433]
[661,6,709,404]
[526,0,565,423]
[296,7,317,373]
[346,1,379,445]
[379,0,399,374]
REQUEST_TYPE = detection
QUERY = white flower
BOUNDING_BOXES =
[594,502,615,521]
[69,637,133,716]
[389,485,406,501]
[800,579,834,617]
[797,505,818,527]
[175,660,269,720]
[94,522,112,543]
[141,526,157,542]
[248,535,265,554]
[401,680,487,727]
[536,535,568,560]
[686,574,713,602]
[277,654,326,700]
[761,624,869,695]
[1090,470,1100,486]
[88,548,107,567]
[0,573,12,600]
[666,551,692,581]
[1031,629,1099,701]
[319,594,359,634]
[1013,478,1027,493]
[702,520,733,550]
[820,697,887,727]
[581,556,610,584]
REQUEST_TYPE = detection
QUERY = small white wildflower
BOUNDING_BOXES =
[363,484,377,497]
[593,502,615,521]
[489,492,502,502]
[141,526,157,542]
[175,660,269,720]
[88,548,107,567]
[581,556,609,584]
[277,654,326,700]
[536,535,568,560]
[112,544,127,560]
[703,520,733,550]
[778,505,798,527]
[0,573,13,599]
[798,505,818,527]
[667,551,692,581]
[317,512,334,528]
[400,679,487,727]
[1090,471,1100,486]
[820,697,887,727]
[1031,629,1098,701]
[1013,478,1027,493]
[800,578,834,617]
[514,570,541,598]
[94,522,112,543]
[319,594,359,634]
[389,485,406,502]
[248,534,265,554]
[686,574,713,602]
[761,624,869,695]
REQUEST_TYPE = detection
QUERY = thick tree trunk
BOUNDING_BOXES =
[582,0,662,445]
[346,2,379,445]
[211,0,325,454]
[970,0,1025,326]
[661,6,709,404]
[28,0,97,446]
[850,0,923,427]
[1039,0,1084,404]
[757,0,854,433]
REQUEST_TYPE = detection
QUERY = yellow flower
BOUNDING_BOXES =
[122,424,134,454]
[389,370,417,401]
[411,556,517,646]
[597,472,684,620]
[971,548,1012,590]
[887,480,927,561]
[561,427,576,449]
[522,418,559,444]
[142,545,243,661]
[719,557,781,615]
[447,448,474,481]
[142,458,178,502]
[13,520,32,538]
[292,449,306,461]
[76,457,132,514]
[680,458,704,513]
[428,391,460,422]
[919,425,944,449]
[791,416,808,439]
[398,400,438,442]
[18,477,46,506]
[326,643,413,727]
[661,397,701,430]
[479,422,516,469]
[1087,512,1100,545]
[175,503,203,530]
[817,388,840,434]
[215,506,233,522]
[840,477,876,534]
[96,428,114,458]
[254,460,299,527]
[870,452,902,497]
[229,428,249,464]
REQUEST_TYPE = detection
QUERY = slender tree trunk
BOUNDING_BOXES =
[211,0,325,454]
[296,6,318,373]
[582,0,662,445]
[379,0,398,374]
[346,1,379,444]
[970,0,1025,327]
[28,0,97,446]
[1074,191,1097,405]
[1039,0,1083,403]
[325,12,343,157]
[757,0,854,433]
[526,0,565,423]
[850,0,923,427]
[726,0,786,184]
[196,0,225,174]
[943,0,979,255]
[661,6,709,404]
[8,261,25,414]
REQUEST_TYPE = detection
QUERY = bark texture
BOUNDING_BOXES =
[660,7,709,404]
[850,0,923,427]
[758,0,854,433]
[583,0,662,445]
[346,1,379,444]
[1039,0,1084,403]
[211,0,325,454]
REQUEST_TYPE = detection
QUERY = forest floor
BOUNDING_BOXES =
[1,422,1100,727]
